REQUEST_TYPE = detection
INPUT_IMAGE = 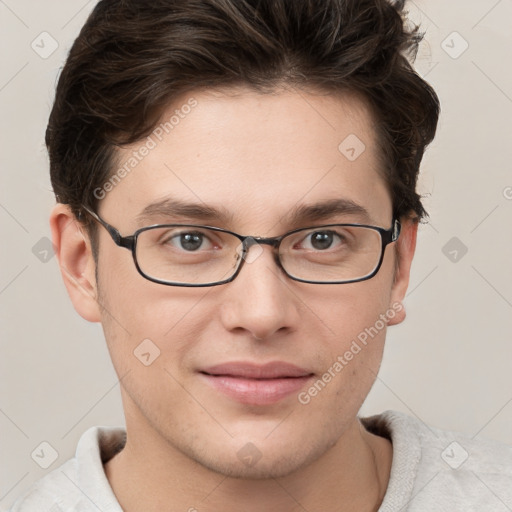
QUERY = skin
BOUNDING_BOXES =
[50,85,417,512]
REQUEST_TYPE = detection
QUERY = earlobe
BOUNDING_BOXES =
[50,203,102,323]
[387,217,418,326]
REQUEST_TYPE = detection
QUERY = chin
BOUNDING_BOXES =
[183,429,334,481]
[194,450,311,480]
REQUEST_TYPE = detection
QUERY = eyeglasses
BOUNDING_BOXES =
[80,205,400,287]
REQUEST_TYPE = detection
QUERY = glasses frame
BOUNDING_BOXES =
[80,205,401,287]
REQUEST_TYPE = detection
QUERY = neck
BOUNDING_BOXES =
[104,408,392,512]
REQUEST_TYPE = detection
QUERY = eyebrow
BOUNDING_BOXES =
[136,196,371,227]
[136,198,235,226]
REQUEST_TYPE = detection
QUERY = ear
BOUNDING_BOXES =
[387,217,418,326]
[49,203,102,323]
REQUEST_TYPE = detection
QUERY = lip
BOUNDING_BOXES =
[199,362,315,405]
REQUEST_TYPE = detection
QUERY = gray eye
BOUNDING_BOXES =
[301,230,344,251]
[160,230,214,252]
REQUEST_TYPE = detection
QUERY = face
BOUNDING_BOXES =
[54,86,415,479]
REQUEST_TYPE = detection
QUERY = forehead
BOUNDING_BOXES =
[105,86,392,231]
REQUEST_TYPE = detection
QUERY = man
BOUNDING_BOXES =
[10,0,512,510]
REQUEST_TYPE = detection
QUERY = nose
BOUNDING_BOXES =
[219,241,300,340]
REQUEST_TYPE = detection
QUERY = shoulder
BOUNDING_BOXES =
[8,426,126,512]
[381,409,512,472]
[8,458,80,512]
[362,410,512,511]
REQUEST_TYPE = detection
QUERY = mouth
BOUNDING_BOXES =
[199,362,315,405]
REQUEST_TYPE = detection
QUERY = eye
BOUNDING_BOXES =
[161,230,215,252]
[299,229,347,251]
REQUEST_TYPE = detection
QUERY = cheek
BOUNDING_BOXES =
[299,303,389,428]
[294,323,386,450]
[301,272,394,400]
[307,268,394,347]
[97,280,209,430]
[95,248,211,374]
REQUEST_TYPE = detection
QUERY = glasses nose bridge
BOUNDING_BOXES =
[243,235,281,249]
[239,235,283,270]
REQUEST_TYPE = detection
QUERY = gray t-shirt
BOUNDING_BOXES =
[9,410,512,511]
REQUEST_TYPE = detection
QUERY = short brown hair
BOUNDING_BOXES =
[46,0,440,237]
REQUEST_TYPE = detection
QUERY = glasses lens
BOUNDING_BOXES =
[135,226,242,285]
[279,225,383,283]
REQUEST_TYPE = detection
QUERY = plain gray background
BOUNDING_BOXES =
[1,0,511,509]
